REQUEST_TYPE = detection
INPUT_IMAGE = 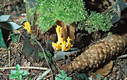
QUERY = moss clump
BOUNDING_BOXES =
[78,12,112,33]
[26,0,112,33]
[36,0,87,33]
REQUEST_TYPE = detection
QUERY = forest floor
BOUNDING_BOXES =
[0,0,127,80]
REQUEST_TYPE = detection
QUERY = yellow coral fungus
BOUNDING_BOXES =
[52,25,73,52]
[56,25,63,44]
[23,21,32,34]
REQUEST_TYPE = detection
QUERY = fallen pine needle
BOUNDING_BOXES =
[0,66,48,70]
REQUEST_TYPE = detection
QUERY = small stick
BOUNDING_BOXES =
[0,66,48,70]
[8,49,11,67]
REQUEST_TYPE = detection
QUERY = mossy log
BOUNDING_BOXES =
[62,34,127,72]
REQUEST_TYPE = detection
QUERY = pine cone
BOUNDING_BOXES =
[62,34,127,72]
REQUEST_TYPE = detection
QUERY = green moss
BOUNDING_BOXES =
[78,12,112,33]
[28,0,87,33]
[26,0,112,33]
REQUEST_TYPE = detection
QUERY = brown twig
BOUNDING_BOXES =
[8,50,10,67]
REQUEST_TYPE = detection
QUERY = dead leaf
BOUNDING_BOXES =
[90,60,113,80]
[95,60,113,76]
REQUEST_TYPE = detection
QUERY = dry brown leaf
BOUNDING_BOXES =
[94,60,113,76]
